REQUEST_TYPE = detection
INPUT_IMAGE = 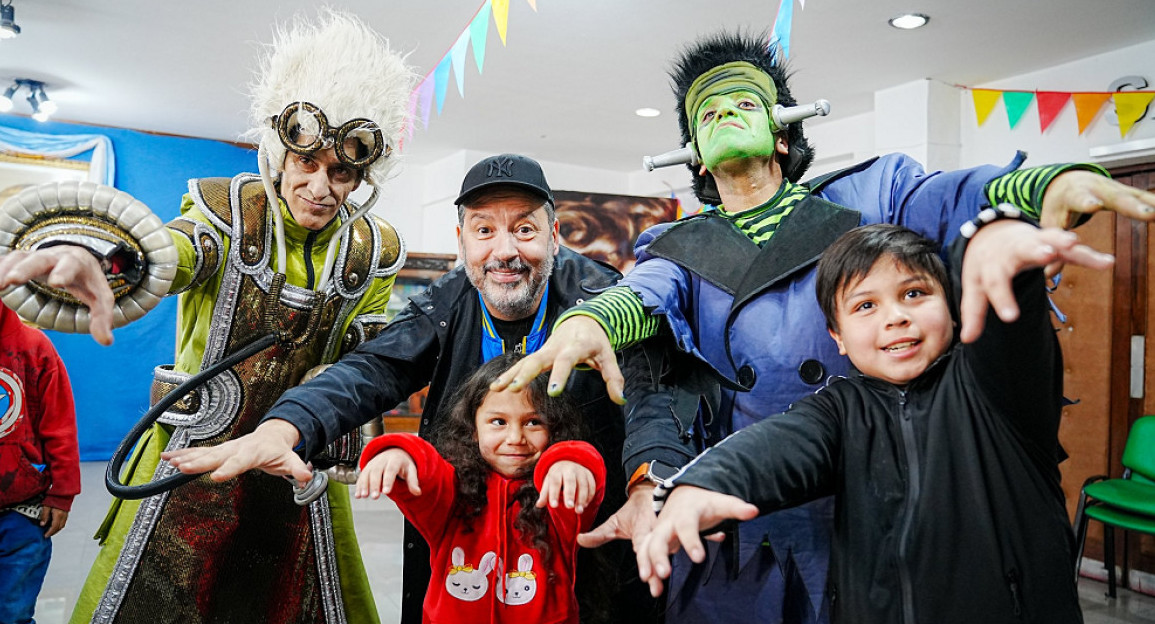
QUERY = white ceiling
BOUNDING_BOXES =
[4,0,1155,173]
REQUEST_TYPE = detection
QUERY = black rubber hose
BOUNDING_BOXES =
[105,333,279,500]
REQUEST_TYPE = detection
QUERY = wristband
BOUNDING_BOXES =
[959,203,1025,240]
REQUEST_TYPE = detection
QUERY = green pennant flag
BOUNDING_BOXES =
[1002,91,1035,129]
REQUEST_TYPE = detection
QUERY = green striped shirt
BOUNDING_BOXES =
[984,163,1109,221]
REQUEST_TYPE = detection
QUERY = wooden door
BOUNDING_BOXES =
[1054,163,1155,580]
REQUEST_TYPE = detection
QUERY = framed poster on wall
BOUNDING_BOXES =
[553,190,679,274]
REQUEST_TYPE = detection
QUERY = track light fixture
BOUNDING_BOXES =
[0,1,20,39]
[0,79,56,121]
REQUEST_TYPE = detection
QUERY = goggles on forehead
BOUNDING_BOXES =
[270,101,389,168]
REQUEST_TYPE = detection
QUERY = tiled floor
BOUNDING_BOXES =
[33,462,1155,623]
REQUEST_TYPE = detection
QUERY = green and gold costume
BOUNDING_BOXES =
[71,174,403,624]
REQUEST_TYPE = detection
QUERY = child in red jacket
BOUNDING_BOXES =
[357,352,605,624]
[0,301,80,624]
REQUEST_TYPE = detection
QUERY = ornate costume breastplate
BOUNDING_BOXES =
[93,174,391,624]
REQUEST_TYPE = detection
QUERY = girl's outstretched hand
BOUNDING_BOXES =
[355,448,421,499]
[537,460,597,515]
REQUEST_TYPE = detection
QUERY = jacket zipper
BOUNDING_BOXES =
[303,230,317,289]
[1006,568,1023,617]
[895,390,920,624]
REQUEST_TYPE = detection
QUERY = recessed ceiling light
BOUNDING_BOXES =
[889,13,929,30]
[635,107,661,118]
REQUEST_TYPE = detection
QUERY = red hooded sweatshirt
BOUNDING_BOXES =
[360,434,605,624]
[0,303,80,511]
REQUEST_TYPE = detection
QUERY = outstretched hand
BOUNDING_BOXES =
[356,448,421,499]
[959,221,1114,343]
[161,419,311,484]
[536,460,597,515]
[1041,170,1155,231]
[490,315,625,404]
[636,485,759,598]
[0,246,115,345]
[578,483,658,552]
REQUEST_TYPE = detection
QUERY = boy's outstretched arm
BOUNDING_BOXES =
[959,220,1113,344]
[636,485,759,597]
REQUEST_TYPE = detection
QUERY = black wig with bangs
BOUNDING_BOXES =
[671,30,815,204]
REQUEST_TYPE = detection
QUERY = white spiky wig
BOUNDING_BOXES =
[247,9,416,185]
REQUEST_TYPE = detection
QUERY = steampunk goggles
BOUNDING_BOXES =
[271,101,389,168]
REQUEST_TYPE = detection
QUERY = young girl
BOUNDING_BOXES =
[355,352,605,624]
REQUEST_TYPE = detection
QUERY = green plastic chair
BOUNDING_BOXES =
[1073,415,1155,597]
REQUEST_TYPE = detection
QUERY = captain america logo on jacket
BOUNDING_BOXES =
[0,368,25,439]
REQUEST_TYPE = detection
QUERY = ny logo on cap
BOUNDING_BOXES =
[486,156,515,178]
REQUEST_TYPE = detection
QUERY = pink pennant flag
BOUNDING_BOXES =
[1072,93,1112,135]
[417,77,435,129]
[405,89,418,141]
[971,89,1001,126]
[1035,92,1070,133]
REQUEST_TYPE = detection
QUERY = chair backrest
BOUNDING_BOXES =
[1122,415,1155,482]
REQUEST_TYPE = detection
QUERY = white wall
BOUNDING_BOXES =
[371,36,1155,256]
[959,39,1155,169]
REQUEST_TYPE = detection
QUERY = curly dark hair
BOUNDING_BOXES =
[671,30,815,204]
[430,352,588,572]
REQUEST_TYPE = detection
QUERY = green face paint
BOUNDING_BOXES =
[694,89,779,171]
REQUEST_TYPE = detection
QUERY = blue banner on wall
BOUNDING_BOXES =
[0,115,257,460]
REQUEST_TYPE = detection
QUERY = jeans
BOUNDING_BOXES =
[0,510,52,624]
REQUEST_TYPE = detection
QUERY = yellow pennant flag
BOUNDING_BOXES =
[972,89,1001,126]
[493,0,510,45]
[1072,93,1112,135]
[1113,92,1155,138]
[526,0,537,10]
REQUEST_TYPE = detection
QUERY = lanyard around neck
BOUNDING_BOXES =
[478,282,550,364]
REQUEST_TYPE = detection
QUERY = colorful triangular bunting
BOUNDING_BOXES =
[450,30,471,97]
[417,78,434,129]
[526,0,537,10]
[771,0,795,59]
[1035,92,1070,133]
[493,0,510,45]
[433,57,451,114]
[1114,92,1155,138]
[1002,91,1034,129]
[972,89,1001,126]
[470,2,491,74]
[1072,93,1112,135]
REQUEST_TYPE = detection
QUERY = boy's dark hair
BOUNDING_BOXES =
[816,224,950,332]
[431,352,587,572]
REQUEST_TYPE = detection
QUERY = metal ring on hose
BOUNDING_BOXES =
[105,334,279,500]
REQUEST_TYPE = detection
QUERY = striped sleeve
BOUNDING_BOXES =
[555,286,661,351]
[985,163,1110,221]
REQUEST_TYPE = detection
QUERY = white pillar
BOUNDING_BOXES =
[873,79,961,172]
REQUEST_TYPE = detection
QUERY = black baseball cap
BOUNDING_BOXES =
[454,153,555,206]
